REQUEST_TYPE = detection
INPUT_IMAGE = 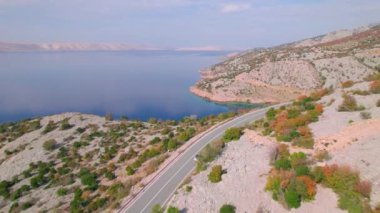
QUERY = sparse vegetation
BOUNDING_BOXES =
[166,206,180,213]
[42,120,58,134]
[320,165,372,213]
[151,204,164,213]
[222,127,243,142]
[341,80,354,88]
[43,139,57,151]
[60,118,73,130]
[360,112,372,120]
[266,146,316,209]
[196,139,225,172]
[338,94,365,112]
[208,165,223,183]
[220,204,236,213]
[370,80,380,94]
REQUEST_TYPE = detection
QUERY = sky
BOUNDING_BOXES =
[1,0,380,50]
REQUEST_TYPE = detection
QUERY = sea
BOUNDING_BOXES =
[0,50,259,123]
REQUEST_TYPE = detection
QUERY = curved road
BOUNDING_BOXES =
[119,103,287,213]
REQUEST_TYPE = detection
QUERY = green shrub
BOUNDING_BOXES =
[21,201,34,210]
[321,165,369,213]
[284,187,301,209]
[266,108,277,120]
[311,166,325,183]
[166,206,180,213]
[79,169,98,190]
[60,118,73,130]
[107,182,129,200]
[290,152,307,168]
[220,204,236,213]
[222,127,243,142]
[274,158,291,170]
[43,139,57,151]
[185,185,192,192]
[208,165,223,183]
[57,187,68,196]
[295,166,310,176]
[88,197,108,211]
[167,139,177,151]
[126,166,135,176]
[377,100,380,107]
[42,121,57,134]
[0,180,11,198]
[196,140,224,172]
[105,171,116,180]
[150,137,161,144]
[287,109,301,119]
[151,204,164,213]
[30,174,48,188]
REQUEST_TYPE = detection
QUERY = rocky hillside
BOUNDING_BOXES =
[0,112,238,212]
[172,78,380,212]
[191,24,380,104]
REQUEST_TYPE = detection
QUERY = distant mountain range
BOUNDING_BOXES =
[0,42,225,52]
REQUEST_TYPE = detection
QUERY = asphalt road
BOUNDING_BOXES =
[119,103,287,213]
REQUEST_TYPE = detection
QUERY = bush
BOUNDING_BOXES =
[338,94,364,112]
[274,158,291,170]
[0,180,11,198]
[185,185,192,192]
[377,100,380,107]
[79,169,98,190]
[167,139,177,151]
[295,166,310,176]
[290,152,307,168]
[60,118,73,130]
[21,201,34,210]
[196,140,224,172]
[266,108,277,120]
[43,139,57,151]
[222,127,243,142]
[57,187,68,196]
[360,112,372,120]
[126,166,135,176]
[166,206,180,213]
[151,204,164,213]
[321,165,369,212]
[220,204,236,213]
[208,165,223,183]
[293,136,314,149]
[284,187,301,209]
[42,121,57,134]
[370,80,380,94]
[341,80,354,88]
[105,171,116,180]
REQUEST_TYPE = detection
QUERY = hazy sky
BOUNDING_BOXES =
[1,0,380,49]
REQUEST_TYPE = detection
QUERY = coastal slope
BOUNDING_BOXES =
[191,24,380,103]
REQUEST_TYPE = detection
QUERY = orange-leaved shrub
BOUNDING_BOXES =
[370,80,380,94]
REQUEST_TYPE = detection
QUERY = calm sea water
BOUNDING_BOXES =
[0,51,256,123]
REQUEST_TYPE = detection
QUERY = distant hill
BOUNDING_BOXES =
[0,42,162,52]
